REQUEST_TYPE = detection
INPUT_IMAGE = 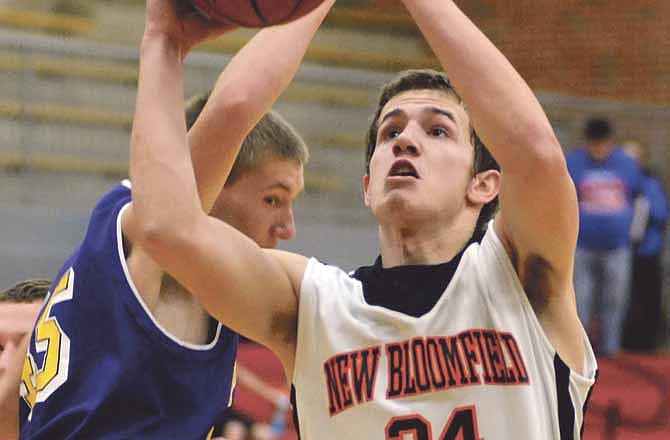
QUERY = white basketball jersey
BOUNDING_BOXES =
[293,224,597,440]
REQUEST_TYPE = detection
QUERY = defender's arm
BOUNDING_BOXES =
[190,0,335,212]
[125,1,334,303]
[123,2,313,373]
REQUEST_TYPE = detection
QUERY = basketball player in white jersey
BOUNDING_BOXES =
[127,1,597,439]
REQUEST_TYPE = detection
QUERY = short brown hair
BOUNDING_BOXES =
[0,279,51,303]
[185,93,309,186]
[365,69,500,236]
[583,117,612,142]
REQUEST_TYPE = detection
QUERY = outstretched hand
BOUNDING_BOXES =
[144,0,236,57]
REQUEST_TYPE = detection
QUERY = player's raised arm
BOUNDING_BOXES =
[402,1,576,287]
[124,1,312,371]
[189,0,335,212]
[402,1,583,368]
[125,1,334,301]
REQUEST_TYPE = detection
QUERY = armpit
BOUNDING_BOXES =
[503,238,552,311]
[521,253,553,311]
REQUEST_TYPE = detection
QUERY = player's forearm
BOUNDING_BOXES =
[191,0,334,212]
[130,34,202,250]
[218,0,335,114]
[402,0,562,168]
[212,0,334,119]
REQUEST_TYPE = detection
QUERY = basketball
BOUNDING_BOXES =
[189,0,326,28]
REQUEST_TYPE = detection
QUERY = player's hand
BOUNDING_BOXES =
[144,0,236,57]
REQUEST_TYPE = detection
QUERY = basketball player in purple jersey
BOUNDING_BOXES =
[0,1,335,439]
[127,0,598,439]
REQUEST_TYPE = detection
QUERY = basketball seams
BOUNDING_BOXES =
[190,0,238,26]
[208,0,253,27]
[189,0,322,28]
[249,0,268,26]
[284,0,305,24]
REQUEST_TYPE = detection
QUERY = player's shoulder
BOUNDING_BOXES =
[93,179,132,212]
[297,256,361,298]
[86,180,132,227]
[462,221,511,277]
[264,249,309,276]
[78,180,132,259]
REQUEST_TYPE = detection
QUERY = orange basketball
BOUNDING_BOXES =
[189,0,326,28]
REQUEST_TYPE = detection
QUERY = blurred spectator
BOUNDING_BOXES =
[566,117,643,357]
[621,141,669,351]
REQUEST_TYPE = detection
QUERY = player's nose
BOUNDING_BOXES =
[0,340,18,372]
[392,124,421,157]
[273,208,296,241]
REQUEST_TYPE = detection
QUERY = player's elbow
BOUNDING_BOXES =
[512,129,567,178]
[532,143,567,173]
[208,84,256,121]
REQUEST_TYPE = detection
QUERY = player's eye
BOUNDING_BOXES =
[430,127,449,137]
[380,126,401,141]
[264,196,279,207]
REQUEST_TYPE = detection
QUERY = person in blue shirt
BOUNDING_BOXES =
[566,117,643,357]
[621,141,669,352]
[0,2,334,438]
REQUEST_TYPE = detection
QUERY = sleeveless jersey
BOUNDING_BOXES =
[19,181,238,440]
[293,224,597,440]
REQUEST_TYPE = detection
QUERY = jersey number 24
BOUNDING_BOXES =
[386,406,482,440]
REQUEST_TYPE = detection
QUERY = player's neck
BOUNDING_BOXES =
[377,218,475,268]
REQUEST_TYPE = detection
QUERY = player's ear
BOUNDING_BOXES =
[363,174,371,208]
[466,169,500,206]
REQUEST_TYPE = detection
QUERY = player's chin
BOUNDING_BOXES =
[373,194,414,220]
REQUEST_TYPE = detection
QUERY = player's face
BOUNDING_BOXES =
[211,158,304,249]
[0,301,42,373]
[364,90,475,226]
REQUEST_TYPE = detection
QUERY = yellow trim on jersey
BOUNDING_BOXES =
[204,361,236,439]
[228,361,237,407]
[21,269,74,410]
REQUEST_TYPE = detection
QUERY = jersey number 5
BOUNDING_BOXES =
[21,269,74,410]
[386,406,482,440]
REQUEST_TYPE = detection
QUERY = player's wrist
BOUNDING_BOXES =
[140,31,188,63]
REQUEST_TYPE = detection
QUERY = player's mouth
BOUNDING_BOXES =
[387,159,420,180]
